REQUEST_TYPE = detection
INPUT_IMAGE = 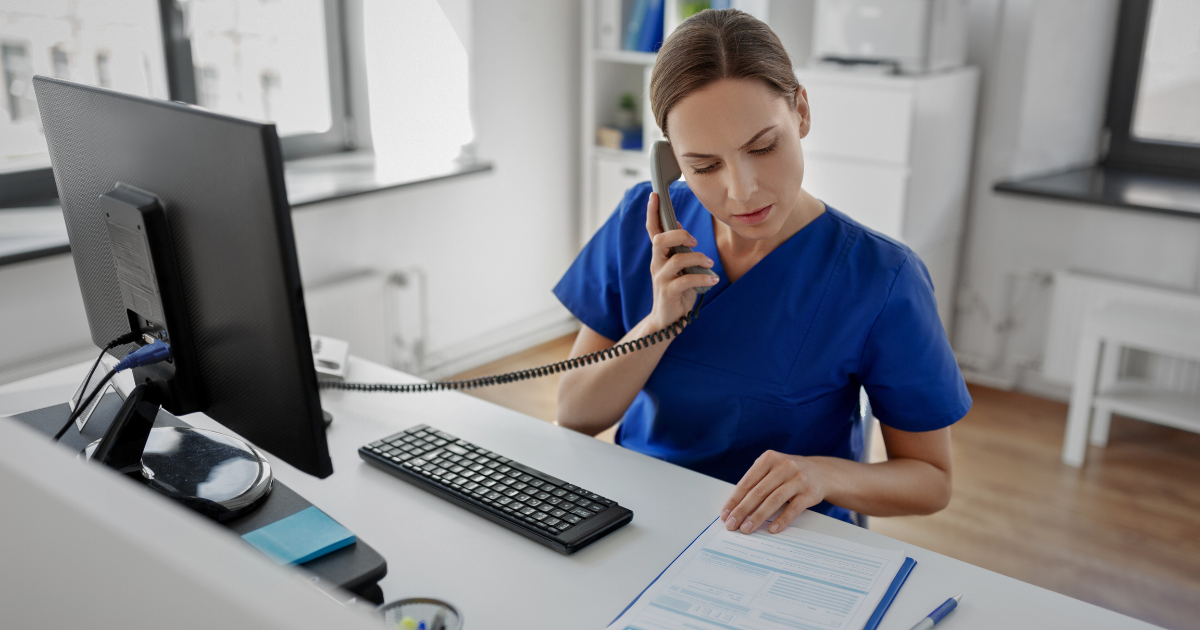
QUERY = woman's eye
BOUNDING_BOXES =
[750,140,778,155]
[692,163,718,174]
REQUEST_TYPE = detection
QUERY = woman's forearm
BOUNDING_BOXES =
[556,317,674,436]
[811,455,951,516]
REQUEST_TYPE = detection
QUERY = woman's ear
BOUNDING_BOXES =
[795,86,811,139]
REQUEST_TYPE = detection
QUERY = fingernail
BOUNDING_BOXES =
[709,276,719,283]
[705,258,713,266]
[720,509,730,521]
[740,520,754,533]
[770,523,780,533]
[726,516,738,530]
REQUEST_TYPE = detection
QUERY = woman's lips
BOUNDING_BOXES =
[732,204,772,225]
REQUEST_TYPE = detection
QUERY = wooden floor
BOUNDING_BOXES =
[451,334,1200,630]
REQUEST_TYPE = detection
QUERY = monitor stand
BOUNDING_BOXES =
[81,383,273,521]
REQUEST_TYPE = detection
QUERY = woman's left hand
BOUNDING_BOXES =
[720,450,829,534]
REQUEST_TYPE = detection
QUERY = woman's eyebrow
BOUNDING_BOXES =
[681,126,777,158]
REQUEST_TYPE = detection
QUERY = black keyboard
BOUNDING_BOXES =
[359,424,633,554]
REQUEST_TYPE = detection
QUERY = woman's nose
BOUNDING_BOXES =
[726,163,757,204]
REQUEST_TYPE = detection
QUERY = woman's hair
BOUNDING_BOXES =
[649,9,799,137]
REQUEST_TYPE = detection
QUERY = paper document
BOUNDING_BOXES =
[609,518,907,630]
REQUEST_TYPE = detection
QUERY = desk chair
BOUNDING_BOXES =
[850,387,875,530]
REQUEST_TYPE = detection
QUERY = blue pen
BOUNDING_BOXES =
[908,595,961,630]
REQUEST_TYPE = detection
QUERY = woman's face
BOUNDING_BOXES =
[667,78,811,242]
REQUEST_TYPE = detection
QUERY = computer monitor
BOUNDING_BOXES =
[33,76,333,478]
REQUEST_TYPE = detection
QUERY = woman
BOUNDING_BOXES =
[553,9,971,534]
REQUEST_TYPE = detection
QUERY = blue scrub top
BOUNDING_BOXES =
[553,181,971,523]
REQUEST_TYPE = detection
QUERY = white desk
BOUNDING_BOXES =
[0,357,1158,630]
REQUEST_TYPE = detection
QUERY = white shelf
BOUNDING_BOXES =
[592,49,657,65]
[1096,383,1200,435]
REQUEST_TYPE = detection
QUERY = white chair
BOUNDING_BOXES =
[1063,301,1200,467]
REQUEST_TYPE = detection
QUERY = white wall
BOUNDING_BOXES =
[292,0,582,377]
[952,0,1200,397]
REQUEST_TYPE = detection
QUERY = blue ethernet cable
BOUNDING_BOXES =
[54,340,173,442]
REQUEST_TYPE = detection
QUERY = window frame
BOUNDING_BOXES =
[0,0,356,207]
[1104,0,1200,178]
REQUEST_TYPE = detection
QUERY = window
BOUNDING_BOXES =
[0,1,166,182]
[2,43,37,123]
[0,0,475,206]
[0,0,351,201]
[163,0,353,159]
[186,0,333,137]
[196,65,219,108]
[95,51,112,88]
[51,47,69,80]
[1105,0,1200,176]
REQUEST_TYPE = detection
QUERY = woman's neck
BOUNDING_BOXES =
[713,188,825,282]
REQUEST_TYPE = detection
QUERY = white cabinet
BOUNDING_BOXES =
[796,67,979,331]
[593,151,651,233]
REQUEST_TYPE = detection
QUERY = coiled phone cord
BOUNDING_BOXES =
[319,295,704,394]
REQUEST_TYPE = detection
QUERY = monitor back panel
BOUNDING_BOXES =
[34,77,332,478]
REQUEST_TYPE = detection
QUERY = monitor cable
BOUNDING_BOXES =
[53,339,173,441]
[71,331,144,410]
[320,296,705,394]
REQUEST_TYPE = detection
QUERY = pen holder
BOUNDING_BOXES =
[379,598,462,630]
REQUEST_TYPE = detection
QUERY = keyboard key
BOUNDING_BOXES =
[565,493,580,502]
[497,466,512,474]
[546,497,563,506]
[555,522,571,532]
[486,491,502,501]
[528,479,544,488]
[563,514,581,524]
[535,491,551,500]
[527,499,542,508]
[570,507,593,519]
[532,511,548,521]
[519,507,535,516]
[515,493,531,502]
[544,517,561,526]
[550,508,566,517]
[551,488,567,497]
[497,497,513,506]
[512,482,528,491]
[482,479,497,488]
[519,474,534,483]
[503,488,519,497]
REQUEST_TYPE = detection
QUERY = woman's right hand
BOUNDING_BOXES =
[645,192,720,330]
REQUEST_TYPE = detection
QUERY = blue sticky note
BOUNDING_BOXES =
[242,506,357,565]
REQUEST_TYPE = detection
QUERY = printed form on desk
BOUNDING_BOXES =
[608,518,909,630]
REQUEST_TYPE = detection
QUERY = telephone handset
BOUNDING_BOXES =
[324,143,707,394]
[650,141,719,294]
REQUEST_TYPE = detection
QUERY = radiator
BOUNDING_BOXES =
[1043,270,1200,394]
[303,269,427,373]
